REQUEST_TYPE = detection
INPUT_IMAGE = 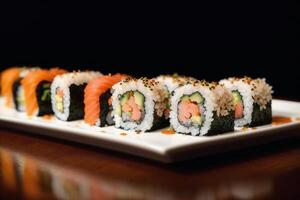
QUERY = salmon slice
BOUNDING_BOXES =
[1,67,23,107]
[84,74,127,125]
[21,68,67,116]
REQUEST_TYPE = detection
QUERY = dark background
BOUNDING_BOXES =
[0,2,298,98]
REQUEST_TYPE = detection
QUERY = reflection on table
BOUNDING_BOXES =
[0,146,276,200]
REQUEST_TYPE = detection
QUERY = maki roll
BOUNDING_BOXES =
[170,81,235,136]
[112,77,169,131]
[51,71,103,121]
[1,67,23,107]
[156,74,197,118]
[22,68,67,116]
[84,74,127,127]
[220,77,273,127]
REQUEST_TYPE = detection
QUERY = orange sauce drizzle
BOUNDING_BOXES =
[161,129,175,135]
[42,115,53,120]
[120,132,127,136]
[272,116,292,125]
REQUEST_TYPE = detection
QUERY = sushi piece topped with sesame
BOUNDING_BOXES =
[220,76,273,127]
[112,77,170,132]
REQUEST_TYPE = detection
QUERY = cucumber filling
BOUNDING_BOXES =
[177,92,205,127]
[41,83,51,102]
[118,91,145,123]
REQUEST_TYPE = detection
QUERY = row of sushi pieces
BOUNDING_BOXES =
[0,67,273,136]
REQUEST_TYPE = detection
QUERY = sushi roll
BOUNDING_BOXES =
[51,71,103,121]
[1,67,24,107]
[112,77,169,131]
[156,74,197,118]
[12,67,40,112]
[22,68,67,116]
[170,81,235,136]
[220,77,273,127]
[0,67,40,110]
[84,74,128,127]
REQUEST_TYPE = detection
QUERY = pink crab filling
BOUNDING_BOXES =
[178,100,200,123]
[122,96,142,121]
[235,102,244,119]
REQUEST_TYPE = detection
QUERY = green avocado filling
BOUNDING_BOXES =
[232,90,242,105]
[36,81,54,116]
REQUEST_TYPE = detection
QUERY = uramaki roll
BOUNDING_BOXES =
[112,77,169,131]
[156,74,197,118]
[170,80,235,136]
[220,77,273,127]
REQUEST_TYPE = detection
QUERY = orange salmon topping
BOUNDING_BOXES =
[84,74,127,125]
[21,68,67,116]
[1,67,22,107]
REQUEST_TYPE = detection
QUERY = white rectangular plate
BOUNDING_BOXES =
[0,98,300,163]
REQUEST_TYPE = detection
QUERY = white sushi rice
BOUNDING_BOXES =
[51,71,103,121]
[156,75,197,93]
[112,78,168,132]
[16,85,26,111]
[170,84,215,136]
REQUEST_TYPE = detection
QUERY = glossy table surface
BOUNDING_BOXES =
[0,126,300,200]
